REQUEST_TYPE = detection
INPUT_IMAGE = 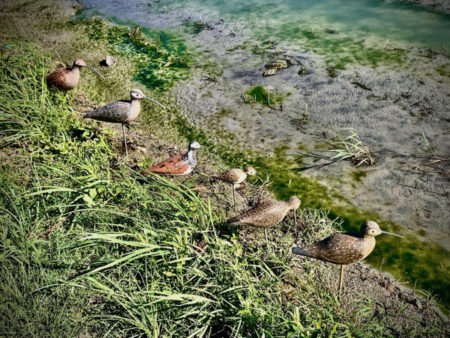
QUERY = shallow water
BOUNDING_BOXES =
[81,0,450,307]
[84,0,450,51]
[167,0,450,50]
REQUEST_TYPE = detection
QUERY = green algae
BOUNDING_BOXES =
[71,14,191,91]
[244,85,283,106]
[256,26,408,69]
[435,64,450,77]
[351,170,367,182]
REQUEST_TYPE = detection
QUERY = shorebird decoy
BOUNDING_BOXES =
[47,59,104,91]
[213,167,256,210]
[83,89,164,157]
[292,221,404,298]
[228,196,301,242]
[146,141,201,176]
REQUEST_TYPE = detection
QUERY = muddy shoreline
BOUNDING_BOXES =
[407,0,450,14]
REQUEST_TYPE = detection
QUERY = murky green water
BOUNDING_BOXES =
[163,0,450,50]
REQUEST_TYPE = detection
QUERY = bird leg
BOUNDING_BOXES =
[122,123,128,159]
[232,184,236,211]
[338,265,345,299]
[294,211,297,227]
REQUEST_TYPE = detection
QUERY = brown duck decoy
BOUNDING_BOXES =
[213,167,256,210]
[146,141,201,176]
[292,221,404,298]
[84,89,164,158]
[46,59,104,91]
[228,195,300,230]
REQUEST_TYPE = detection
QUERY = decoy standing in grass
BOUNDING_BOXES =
[146,141,201,176]
[228,196,301,242]
[212,167,256,210]
[47,59,104,91]
[83,89,165,158]
[292,221,404,298]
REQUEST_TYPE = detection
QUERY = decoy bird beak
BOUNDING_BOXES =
[86,65,105,79]
[144,96,165,109]
[382,230,404,238]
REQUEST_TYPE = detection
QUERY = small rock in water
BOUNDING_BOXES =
[100,55,115,67]
[298,62,308,75]
[325,28,338,34]
[327,66,337,78]
[262,60,288,77]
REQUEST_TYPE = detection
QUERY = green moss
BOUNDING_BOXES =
[71,14,191,91]
[244,85,283,106]
[351,170,367,182]
[257,26,408,69]
[417,229,427,237]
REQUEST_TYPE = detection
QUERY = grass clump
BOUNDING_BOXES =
[330,128,374,167]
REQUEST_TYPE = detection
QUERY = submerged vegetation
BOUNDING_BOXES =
[243,85,284,107]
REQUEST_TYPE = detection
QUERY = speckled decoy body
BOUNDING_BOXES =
[84,89,164,157]
[292,221,403,296]
[214,167,256,185]
[213,167,256,209]
[228,196,301,228]
[146,141,201,176]
[47,59,103,91]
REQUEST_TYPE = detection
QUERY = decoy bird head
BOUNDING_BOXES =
[245,167,256,176]
[288,196,301,210]
[188,141,201,151]
[73,59,105,79]
[361,221,404,238]
[130,89,165,108]
[130,89,146,100]
[73,59,87,67]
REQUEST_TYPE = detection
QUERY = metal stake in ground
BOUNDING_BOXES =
[212,167,256,211]
[292,221,404,298]
[83,89,164,158]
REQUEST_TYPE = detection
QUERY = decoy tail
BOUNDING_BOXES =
[227,217,240,226]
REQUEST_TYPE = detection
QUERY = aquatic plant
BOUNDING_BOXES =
[293,128,374,171]
[330,128,374,167]
[243,85,283,107]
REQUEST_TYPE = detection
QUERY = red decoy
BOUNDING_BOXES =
[146,142,201,176]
